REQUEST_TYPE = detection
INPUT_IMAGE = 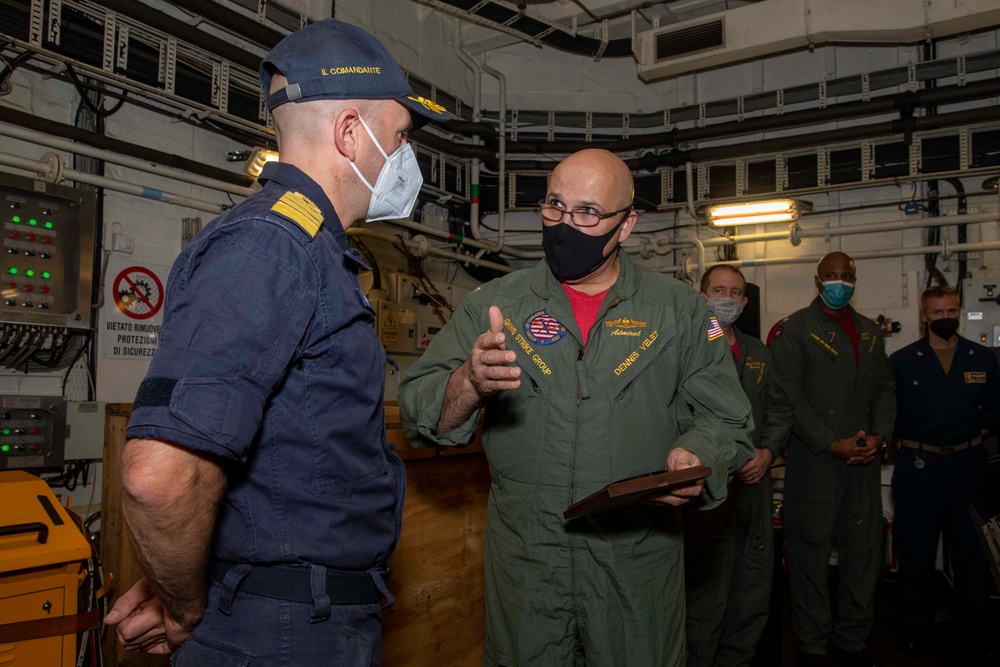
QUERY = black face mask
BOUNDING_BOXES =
[929,317,960,340]
[542,219,624,282]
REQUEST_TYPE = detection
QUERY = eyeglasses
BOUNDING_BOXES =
[538,200,633,228]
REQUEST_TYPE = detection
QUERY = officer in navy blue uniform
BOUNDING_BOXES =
[890,285,999,660]
[104,19,451,665]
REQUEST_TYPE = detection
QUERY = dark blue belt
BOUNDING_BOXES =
[211,561,387,605]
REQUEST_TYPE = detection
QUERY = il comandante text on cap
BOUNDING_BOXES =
[321,66,381,76]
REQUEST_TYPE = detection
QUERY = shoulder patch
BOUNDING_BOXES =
[271,191,323,238]
[707,315,725,341]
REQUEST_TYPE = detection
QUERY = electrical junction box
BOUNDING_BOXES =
[0,173,96,330]
[962,279,1000,349]
[64,402,106,460]
[376,301,416,354]
[417,321,442,350]
[0,396,66,471]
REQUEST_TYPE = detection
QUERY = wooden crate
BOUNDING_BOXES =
[101,403,487,666]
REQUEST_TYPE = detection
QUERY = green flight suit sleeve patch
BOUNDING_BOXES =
[271,191,323,238]
[707,315,724,341]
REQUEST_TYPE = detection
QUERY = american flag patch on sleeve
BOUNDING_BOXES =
[707,316,725,341]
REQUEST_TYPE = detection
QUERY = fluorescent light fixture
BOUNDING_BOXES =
[706,199,807,226]
[982,176,998,191]
[244,147,280,178]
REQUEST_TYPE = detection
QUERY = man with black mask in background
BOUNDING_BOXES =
[889,285,999,661]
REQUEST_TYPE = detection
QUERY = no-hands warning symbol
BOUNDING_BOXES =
[113,266,164,320]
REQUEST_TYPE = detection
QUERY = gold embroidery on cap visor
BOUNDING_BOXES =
[408,96,446,114]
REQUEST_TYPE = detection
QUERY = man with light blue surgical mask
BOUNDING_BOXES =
[770,252,896,667]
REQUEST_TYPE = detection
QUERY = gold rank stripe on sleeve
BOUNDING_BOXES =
[271,191,324,238]
[809,332,839,355]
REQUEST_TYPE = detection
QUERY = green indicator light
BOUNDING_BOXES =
[11,216,19,223]
[1,429,8,436]
[25,270,34,277]
[42,271,50,279]
[8,268,17,275]
[44,221,53,229]
[28,218,37,226]
[1,445,8,453]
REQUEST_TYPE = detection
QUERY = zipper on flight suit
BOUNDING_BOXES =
[568,295,622,647]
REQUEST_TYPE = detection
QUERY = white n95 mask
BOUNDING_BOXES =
[349,115,423,222]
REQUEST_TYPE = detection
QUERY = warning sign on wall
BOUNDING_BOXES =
[381,311,399,344]
[103,259,170,360]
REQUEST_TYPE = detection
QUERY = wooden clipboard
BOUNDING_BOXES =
[563,465,712,520]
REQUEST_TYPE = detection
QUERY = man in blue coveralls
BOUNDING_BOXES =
[103,19,451,665]
[890,285,999,661]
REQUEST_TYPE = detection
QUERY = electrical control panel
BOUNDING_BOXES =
[0,395,67,471]
[0,172,97,330]
[962,279,1000,348]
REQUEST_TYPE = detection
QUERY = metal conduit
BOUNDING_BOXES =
[697,211,1000,247]
[346,228,514,274]
[479,58,508,253]
[0,152,226,214]
[378,218,534,259]
[0,123,254,198]
[504,77,1000,159]
[0,106,255,189]
[702,240,1000,272]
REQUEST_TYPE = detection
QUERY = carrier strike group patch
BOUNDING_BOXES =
[524,310,566,346]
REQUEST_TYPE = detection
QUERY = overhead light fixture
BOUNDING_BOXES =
[243,147,279,178]
[706,199,809,226]
[982,176,998,191]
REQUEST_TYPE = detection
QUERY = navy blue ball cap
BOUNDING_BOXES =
[260,19,453,126]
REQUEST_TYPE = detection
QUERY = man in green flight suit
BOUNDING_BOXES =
[685,264,793,667]
[398,149,755,667]
[770,252,896,667]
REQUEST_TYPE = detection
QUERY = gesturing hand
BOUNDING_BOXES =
[464,306,521,398]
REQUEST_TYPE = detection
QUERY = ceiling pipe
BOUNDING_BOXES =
[478,57,509,253]
[430,0,633,58]
[495,77,1000,158]
[632,104,1000,172]
[86,0,267,70]
[498,99,999,172]
[346,228,514,274]
[695,211,1000,248]
[159,0,285,50]
[703,240,1000,272]
[0,106,255,189]
[453,24,482,122]
[0,122,254,198]
[0,152,226,214]
[377,218,536,259]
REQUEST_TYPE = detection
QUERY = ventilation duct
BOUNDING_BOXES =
[655,19,725,61]
[636,0,1000,81]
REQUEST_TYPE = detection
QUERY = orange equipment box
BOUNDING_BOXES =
[0,470,91,666]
